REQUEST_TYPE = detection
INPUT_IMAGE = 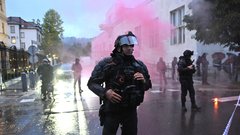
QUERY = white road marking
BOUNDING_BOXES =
[194,80,202,83]
[150,90,163,93]
[76,93,89,135]
[213,96,239,102]
[77,76,90,135]
[235,104,240,107]
[198,87,239,91]
[150,89,180,93]
[222,95,240,135]
[167,89,180,92]
[20,98,35,103]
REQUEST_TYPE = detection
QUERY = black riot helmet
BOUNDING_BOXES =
[114,31,138,48]
[183,50,194,57]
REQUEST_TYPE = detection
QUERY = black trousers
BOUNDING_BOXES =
[73,76,81,90]
[41,79,51,98]
[102,109,137,135]
[202,69,208,84]
[180,79,196,107]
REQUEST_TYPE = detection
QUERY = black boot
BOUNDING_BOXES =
[79,88,83,93]
[181,98,187,112]
[42,96,46,101]
[191,105,201,111]
[182,106,187,112]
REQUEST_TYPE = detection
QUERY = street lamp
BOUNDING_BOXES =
[11,37,16,44]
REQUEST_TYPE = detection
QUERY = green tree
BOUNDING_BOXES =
[41,9,64,56]
[184,0,240,51]
[68,43,83,58]
[67,42,92,57]
[83,42,92,56]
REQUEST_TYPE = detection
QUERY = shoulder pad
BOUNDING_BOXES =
[135,60,145,67]
[97,57,113,65]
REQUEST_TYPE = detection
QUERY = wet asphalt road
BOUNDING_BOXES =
[0,75,240,135]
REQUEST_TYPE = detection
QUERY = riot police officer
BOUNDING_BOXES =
[37,59,54,100]
[87,31,152,135]
[178,50,200,112]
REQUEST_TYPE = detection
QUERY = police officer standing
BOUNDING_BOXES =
[178,50,200,112]
[87,31,152,135]
[201,53,209,85]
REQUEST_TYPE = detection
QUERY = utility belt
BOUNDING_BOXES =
[99,83,144,126]
[113,84,144,107]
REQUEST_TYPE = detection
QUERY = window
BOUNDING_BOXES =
[171,29,177,45]
[135,26,142,46]
[10,26,15,33]
[152,18,160,48]
[37,33,41,42]
[170,6,185,45]
[134,26,142,57]
[0,0,3,11]
[2,22,4,34]
[20,42,25,49]
[149,27,159,48]
[20,32,25,38]
[11,36,16,44]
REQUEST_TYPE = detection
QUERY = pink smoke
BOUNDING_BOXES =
[91,1,172,80]
[93,0,171,60]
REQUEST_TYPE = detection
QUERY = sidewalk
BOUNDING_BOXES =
[151,75,240,91]
[193,75,240,91]
[0,76,38,107]
[0,65,60,106]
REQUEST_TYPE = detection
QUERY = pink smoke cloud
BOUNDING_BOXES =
[91,0,172,80]
[97,0,171,58]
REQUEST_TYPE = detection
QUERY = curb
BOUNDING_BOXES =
[1,77,22,90]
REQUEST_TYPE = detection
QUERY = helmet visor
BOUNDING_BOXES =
[119,36,138,46]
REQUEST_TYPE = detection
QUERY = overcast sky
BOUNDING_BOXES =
[6,0,145,38]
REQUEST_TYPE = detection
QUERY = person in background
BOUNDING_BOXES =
[177,50,200,112]
[29,68,36,89]
[171,57,178,80]
[87,31,152,135]
[157,57,167,91]
[196,56,202,77]
[201,53,209,85]
[223,53,235,81]
[233,53,240,82]
[37,59,54,100]
[212,56,222,80]
[72,58,83,93]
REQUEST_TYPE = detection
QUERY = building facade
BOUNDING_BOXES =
[151,0,231,63]
[0,0,8,45]
[7,17,42,51]
[0,2,39,82]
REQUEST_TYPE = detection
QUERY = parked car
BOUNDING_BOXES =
[55,63,73,79]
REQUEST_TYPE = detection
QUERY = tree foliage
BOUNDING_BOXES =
[184,0,240,51]
[41,9,64,56]
[67,42,91,57]
[61,41,92,62]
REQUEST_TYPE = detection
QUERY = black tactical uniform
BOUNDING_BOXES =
[37,59,54,100]
[87,32,151,135]
[177,50,200,112]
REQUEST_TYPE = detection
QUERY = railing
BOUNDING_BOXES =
[153,63,240,83]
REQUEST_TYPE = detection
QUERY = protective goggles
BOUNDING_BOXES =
[118,36,138,46]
